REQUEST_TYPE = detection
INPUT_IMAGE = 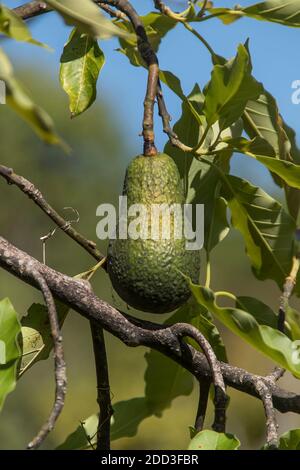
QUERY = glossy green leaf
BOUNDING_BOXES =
[190,282,300,377]
[203,44,262,130]
[0,4,46,46]
[0,298,21,411]
[20,301,69,376]
[243,1,300,28]
[209,2,300,28]
[188,429,240,450]
[0,48,67,149]
[45,0,129,39]
[60,28,105,117]
[219,173,296,288]
[278,429,300,450]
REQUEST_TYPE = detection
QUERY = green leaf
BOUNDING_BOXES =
[45,0,129,39]
[56,414,98,449]
[57,398,151,449]
[243,90,300,219]
[144,351,193,416]
[204,195,229,253]
[203,44,262,130]
[242,1,300,28]
[20,301,69,376]
[145,307,194,415]
[0,298,21,411]
[117,13,176,67]
[224,136,300,190]
[286,307,300,340]
[188,430,240,450]
[209,1,300,28]
[0,4,47,46]
[0,48,67,149]
[236,296,278,329]
[207,7,245,25]
[111,398,151,441]
[159,69,186,101]
[278,429,300,450]
[219,173,296,288]
[60,28,105,117]
[243,92,288,160]
[189,282,300,377]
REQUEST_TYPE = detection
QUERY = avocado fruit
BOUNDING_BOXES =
[107,153,201,313]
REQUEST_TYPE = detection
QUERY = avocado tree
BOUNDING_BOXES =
[1,0,300,451]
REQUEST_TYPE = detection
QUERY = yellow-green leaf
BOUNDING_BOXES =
[60,28,105,117]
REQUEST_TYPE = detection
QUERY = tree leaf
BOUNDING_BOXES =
[189,282,300,377]
[236,296,278,329]
[56,398,151,449]
[60,28,105,117]
[0,298,21,411]
[188,429,240,450]
[111,398,151,441]
[0,4,47,47]
[224,136,300,190]
[203,44,262,130]
[219,173,296,289]
[56,414,98,449]
[45,0,129,39]
[278,429,300,450]
[19,301,69,376]
[144,307,195,415]
[286,307,300,340]
[0,48,67,149]
[242,1,300,28]
[209,1,300,28]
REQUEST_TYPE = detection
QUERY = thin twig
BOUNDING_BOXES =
[194,378,211,432]
[27,271,66,450]
[98,2,127,20]
[198,0,209,18]
[170,323,227,433]
[0,165,105,264]
[90,322,113,450]
[278,255,300,332]
[253,379,278,449]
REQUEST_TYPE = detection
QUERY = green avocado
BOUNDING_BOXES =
[107,153,201,313]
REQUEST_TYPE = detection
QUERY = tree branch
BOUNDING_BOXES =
[253,379,278,449]
[90,322,113,450]
[1,235,300,417]
[103,0,159,156]
[0,165,105,264]
[26,270,66,450]
[13,1,51,20]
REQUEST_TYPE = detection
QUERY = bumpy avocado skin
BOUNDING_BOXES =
[107,153,201,313]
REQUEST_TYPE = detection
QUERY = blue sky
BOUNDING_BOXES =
[4,1,300,185]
